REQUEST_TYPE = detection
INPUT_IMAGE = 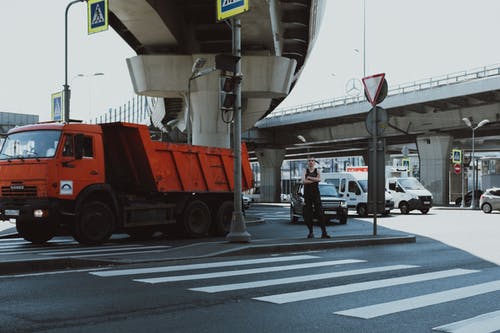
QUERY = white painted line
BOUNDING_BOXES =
[254,268,478,304]
[38,245,170,255]
[433,310,500,333]
[134,259,365,284]
[0,244,146,255]
[190,264,418,293]
[91,255,321,277]
[336,280,500,319]
[0,267,108,279]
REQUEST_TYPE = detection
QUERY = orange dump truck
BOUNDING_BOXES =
[0,122,252,244]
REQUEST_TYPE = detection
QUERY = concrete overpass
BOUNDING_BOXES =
[245,64,500,204]
[108,0,324,146]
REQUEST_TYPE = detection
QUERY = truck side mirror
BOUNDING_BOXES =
[389,183,396,191]
[74,134,84,160]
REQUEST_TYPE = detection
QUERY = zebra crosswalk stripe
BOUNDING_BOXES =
[433,309,500,333]
[335,280,500,319]
[253,268,479,304]
[190,264,418,293]
[134,259,364,284]
[91,255,323,277]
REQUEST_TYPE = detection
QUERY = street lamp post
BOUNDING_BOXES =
[64,0,87,123]
[72,72,104,122]
[462,118,489,209]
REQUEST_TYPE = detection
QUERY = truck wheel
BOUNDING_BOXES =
[214,201,234,236]
[399,202,410,214]
[74,201,115,245]
[339,215,348,225]
[16,220,54,244]
[183,200,211,237]
[357,204,368,217]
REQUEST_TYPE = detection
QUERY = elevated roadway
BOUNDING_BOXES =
[245,64,500,204]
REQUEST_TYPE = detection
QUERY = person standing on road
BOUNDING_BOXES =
[302,157,330,239]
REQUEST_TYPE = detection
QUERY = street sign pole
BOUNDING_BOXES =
[226,17,251,242]
[371,105,378,235]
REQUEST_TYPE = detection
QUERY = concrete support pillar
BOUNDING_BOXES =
[190,80,231,147]
[416,134,453,205]
[255,148,285,202]
[126,54,296,148]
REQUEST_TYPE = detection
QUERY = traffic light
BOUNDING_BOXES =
[220,71,237,111]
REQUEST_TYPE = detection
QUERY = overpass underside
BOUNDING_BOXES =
[108,0,323,147]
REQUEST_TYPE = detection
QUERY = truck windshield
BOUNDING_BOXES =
[0,130,61,160]
[398,178,426,190]
[358,179,368,192]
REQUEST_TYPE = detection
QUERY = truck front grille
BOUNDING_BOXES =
[1,186,37,198]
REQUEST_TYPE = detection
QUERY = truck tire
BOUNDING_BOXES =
[399,202,410,214]
[16,220,54,244]
[182,200,211,237]
[357,204,368,217]
[214,200,234,236]
[74,201,115,245]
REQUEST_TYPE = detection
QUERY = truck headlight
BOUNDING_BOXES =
[33,209,48,218]
[341,201,347,208]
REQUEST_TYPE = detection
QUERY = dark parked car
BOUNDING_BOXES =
[290,182,348,225]
[455,190,483,207]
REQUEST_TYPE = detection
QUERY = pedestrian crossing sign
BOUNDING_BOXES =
[88,0,108,34]
[51,91,64,121]
[452,149,462,164]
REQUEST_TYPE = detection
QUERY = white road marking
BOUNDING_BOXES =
[254,268,478,304]
[190,264,418,293]
[433,310,500,333]
[134,259,364,284]
[335,280,500,319]
[91,255,322,277]
[0,267,108,279]
[38,245,170,256]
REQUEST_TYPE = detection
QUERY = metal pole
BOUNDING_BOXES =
[64,0,86,123]
[371,106,377,236]
[471,128,476,209]
[363,0,366,77]
[227,17,251,242]
[460,150,465,208]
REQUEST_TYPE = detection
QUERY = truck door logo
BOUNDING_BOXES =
[60,181,73,195]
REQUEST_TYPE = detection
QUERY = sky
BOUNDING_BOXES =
[1,1,500,121]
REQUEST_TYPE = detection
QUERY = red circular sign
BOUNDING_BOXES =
[453,163,461,175]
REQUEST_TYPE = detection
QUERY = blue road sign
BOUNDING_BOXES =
[88,0,108,34]
[217,0,249,21]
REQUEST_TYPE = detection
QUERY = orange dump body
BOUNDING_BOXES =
[100,122,253,194]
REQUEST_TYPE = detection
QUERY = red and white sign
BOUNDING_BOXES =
[362,73,386,106]
[453,163,461,175]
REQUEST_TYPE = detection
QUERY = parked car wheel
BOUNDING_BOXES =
[482,203,492,214]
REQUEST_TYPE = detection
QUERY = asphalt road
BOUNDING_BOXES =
[1,205,499,333]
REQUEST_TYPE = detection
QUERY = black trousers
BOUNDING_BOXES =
[304,190,326,234]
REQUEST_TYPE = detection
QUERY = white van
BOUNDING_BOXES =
[386,177,433,214]
[322,172,394,216]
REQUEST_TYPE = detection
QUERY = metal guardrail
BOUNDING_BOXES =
[268,63,500,118]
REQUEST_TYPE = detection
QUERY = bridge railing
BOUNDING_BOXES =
[268,63,500,118]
